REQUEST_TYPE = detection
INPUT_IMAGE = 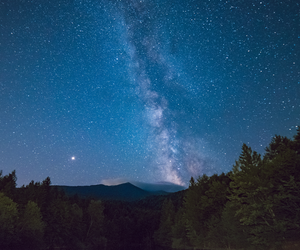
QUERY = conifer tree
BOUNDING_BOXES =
[153,199,175,247]
[0,192,19,249]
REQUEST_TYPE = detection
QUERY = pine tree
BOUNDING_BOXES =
[0,192,19,249]
[153,199,175,247]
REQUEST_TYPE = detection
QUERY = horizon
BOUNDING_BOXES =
[49,179,187,193]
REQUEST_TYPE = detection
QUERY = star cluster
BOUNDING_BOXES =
[0,0,299,186]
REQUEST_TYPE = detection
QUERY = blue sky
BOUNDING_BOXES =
[0,0,299,186]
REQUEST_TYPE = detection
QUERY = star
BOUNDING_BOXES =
[0,0,299,187]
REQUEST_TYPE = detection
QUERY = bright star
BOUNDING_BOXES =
[71,156,75,160]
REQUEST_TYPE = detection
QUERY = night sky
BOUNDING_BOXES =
[1,0,299,187]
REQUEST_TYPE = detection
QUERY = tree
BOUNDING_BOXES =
[153,199,175,247]
[0,192,19,249]
[291,126,300,154]
[18,201,45,249]
[265,135,291,160]
[183,175,209,247]
[229,141,300,248]
[182,173,230,248]
[0,170,17,199]
[203,174,231,248]
[86,200,107,250]
[229,144,280,248]
[217,201,250,249]
[171,206,190,249]
[69,203,83,240]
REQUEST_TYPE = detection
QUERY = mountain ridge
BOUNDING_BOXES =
[52,182,171,201]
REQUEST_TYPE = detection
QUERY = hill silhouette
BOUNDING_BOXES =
[53,182,169,201]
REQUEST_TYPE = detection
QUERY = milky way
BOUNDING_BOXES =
[114,0,216,185]
[0,0,299,186]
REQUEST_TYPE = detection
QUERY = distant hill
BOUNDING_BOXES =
[53,182,170,202]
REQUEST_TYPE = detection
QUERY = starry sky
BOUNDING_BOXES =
[0,0,299,187]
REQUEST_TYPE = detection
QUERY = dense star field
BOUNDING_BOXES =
[0,0,299,187]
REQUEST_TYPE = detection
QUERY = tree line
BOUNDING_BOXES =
[0,127,299,249]
[0,172,108,250]
[0,170,180,250]
[155,127,300,249]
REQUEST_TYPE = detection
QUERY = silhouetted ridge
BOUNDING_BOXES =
[53,182,168,201]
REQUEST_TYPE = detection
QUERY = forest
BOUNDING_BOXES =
[0,127,300,250]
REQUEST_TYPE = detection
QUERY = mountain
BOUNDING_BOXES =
[53,182,169,202]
